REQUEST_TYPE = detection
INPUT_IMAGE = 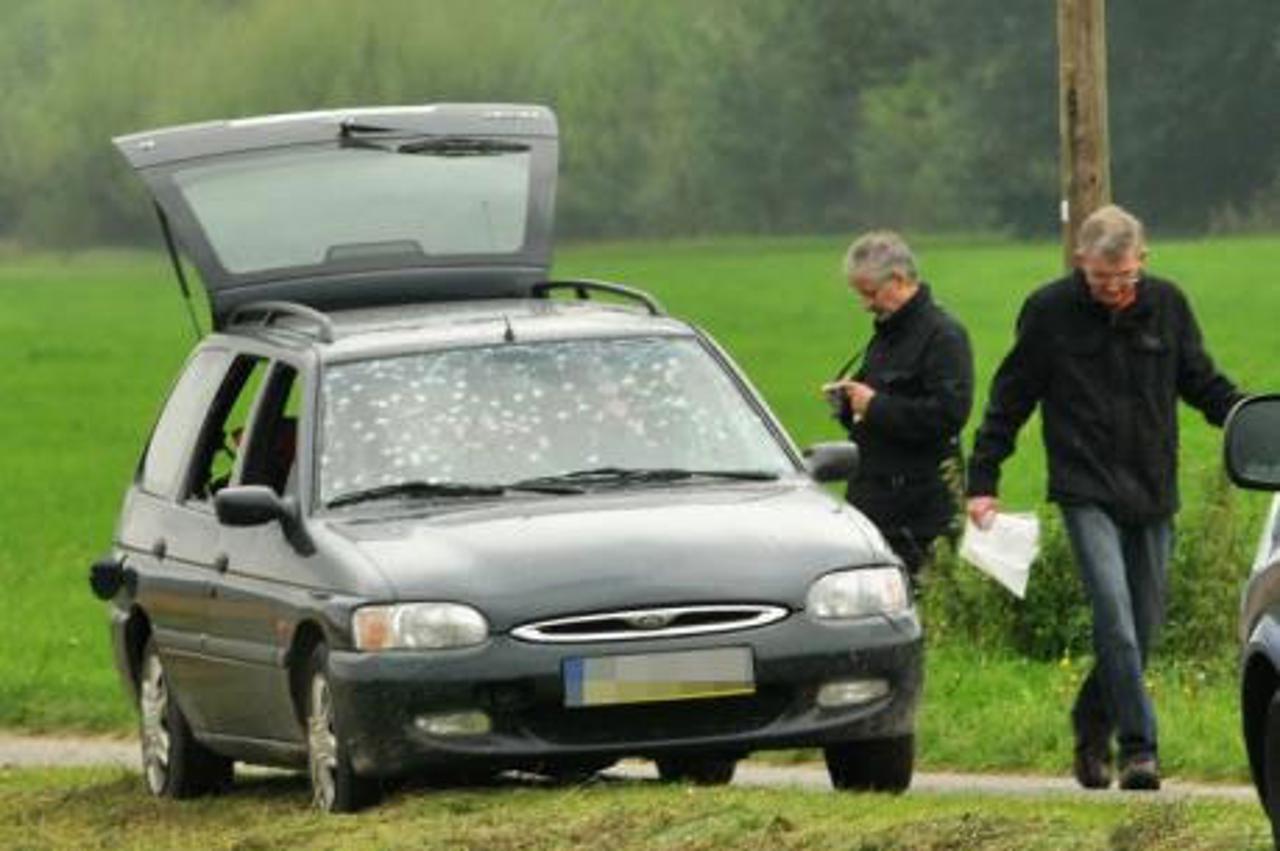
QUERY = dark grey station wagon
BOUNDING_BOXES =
[91,104,922,811]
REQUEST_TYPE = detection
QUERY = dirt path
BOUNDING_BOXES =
[0,733,1257,802]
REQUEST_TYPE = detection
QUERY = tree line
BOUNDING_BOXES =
[0,0,1276,248]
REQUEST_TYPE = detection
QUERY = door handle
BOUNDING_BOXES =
[212,554,229,573]
[151,538,167,559]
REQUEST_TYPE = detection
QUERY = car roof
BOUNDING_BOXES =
[213,298,697,363]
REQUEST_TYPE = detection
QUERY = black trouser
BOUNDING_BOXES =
[881,528,936,575]
[846,474,952,578]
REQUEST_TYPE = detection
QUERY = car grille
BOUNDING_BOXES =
[519,689,791,746]
[510,604,789,643]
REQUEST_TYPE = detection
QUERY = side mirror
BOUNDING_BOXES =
[1225,395,1280,490]
[214,485,315,556]
[215,485,289,527]
[804,441,859,483]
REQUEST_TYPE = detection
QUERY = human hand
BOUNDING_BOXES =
[967,496,998,530]
[821,381,851,415]
[845,381,876,417]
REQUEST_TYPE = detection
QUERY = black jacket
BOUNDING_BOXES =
[839,284,974,537]
[968,271,1242,522]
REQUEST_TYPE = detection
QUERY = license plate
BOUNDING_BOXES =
[563,646,755,708]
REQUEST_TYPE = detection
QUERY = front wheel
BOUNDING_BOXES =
[138,639,233,798]
[825,735,914,793]
[655,754,737,785]
[305,644,380,813]
[1262,693,1280,847]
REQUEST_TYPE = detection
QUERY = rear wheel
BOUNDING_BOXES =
[655,753,737,785]
[305,644,380,813]
[138,639,233,798]
[825,735,914,793]
[1262,693,1280,847]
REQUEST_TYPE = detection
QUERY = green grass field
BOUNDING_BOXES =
[0,767,1271,850]
[1,236,1277,780]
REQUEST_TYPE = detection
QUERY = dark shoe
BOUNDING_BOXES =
[1118,756,1160,791]
[1072,742,1112,790]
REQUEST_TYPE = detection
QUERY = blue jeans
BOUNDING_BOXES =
[1060,504,1172,762]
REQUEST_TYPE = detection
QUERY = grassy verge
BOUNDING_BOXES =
[0,766,1270,850]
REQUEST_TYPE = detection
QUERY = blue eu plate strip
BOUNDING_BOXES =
[563,658,584,707]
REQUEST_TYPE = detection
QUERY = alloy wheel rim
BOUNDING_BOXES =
[140,652,171,794]
[307,673,339,810]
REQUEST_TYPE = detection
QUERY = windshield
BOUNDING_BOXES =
[174,144,531,275]
[318,337,794,506]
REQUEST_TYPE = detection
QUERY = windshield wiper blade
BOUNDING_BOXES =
[512,467,780,489]
[685,469,781,481]
[510,467,640,486]
[506,481,586,495]
[628,468,782,482]
[327,480,504,509]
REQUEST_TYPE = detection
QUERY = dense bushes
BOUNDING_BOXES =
[923,469,1261,663]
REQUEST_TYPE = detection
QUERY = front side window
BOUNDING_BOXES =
[318,337,793,506]
[239,364,303,496]
[186,355,269,501]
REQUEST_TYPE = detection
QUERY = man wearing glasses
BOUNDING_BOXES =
[965,205,1243,791]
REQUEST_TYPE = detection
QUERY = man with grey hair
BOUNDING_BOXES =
[825,231,973,576]
[966,204,1243,791]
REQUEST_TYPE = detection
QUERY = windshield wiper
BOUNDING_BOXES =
[327,477,582,509]
[511,467,780,489]
[327,480,504,509]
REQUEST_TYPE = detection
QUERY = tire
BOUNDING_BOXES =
[655,754,738,786]
[1263,693,1280,848]
[825,735,914,793]
[304,644,380,813]
[138,639,233,798]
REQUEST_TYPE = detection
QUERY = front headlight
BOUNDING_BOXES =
[806,568,909,620]
[352,603,489,650]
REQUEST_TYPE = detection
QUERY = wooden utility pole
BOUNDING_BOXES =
[1058,0,1111,269]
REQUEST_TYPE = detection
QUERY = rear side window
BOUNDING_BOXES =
[139,349,229,497]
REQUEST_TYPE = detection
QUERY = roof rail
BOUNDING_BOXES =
[226,300,336,343]
[531,279,665,316]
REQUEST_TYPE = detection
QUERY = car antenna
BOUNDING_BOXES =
[502,314,516,343]
[154,203,203,341]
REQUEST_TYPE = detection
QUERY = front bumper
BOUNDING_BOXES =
[328,609,922,777]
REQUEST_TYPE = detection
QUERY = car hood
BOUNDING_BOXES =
[114,104,558,328]
[325,482,894,631]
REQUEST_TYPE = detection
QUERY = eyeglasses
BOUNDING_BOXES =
[849,271,899,298]
[1083,267,1142,287]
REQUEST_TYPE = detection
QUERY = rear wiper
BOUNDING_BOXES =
[327,480,504,509]
[511,467,780,489]
[338,129,529,156]
[397,137,529,156]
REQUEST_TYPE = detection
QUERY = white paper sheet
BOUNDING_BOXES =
[958,512,1040,599]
